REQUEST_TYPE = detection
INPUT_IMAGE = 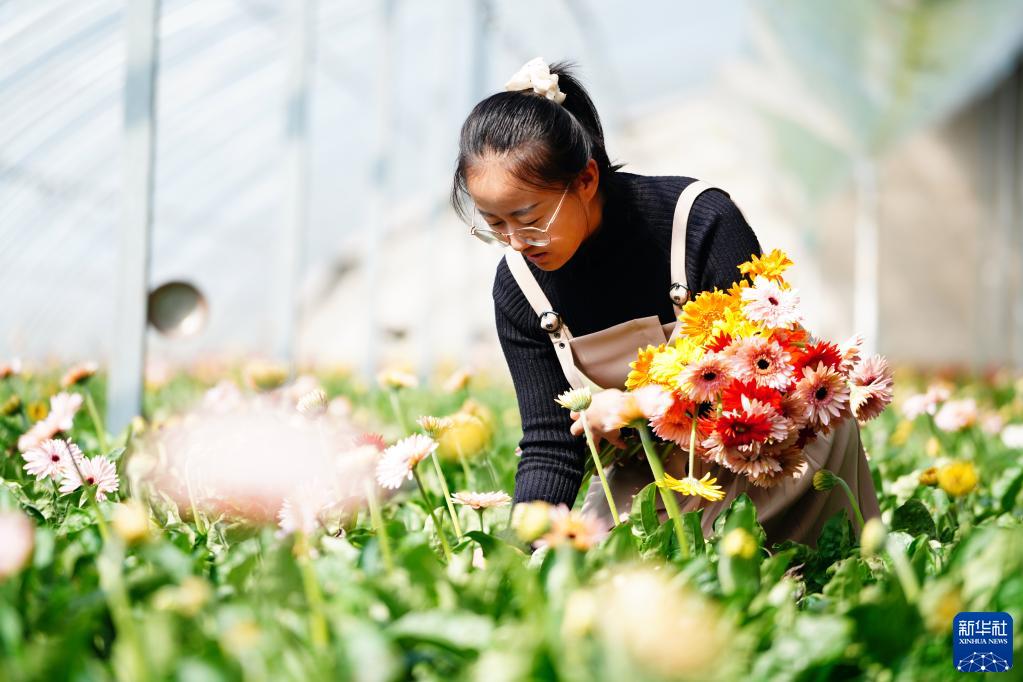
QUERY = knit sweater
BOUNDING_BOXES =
[492,171,763,509]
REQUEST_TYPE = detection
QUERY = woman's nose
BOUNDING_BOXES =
[507,234,530,252]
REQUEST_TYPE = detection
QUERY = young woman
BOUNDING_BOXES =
[449,57,880,546]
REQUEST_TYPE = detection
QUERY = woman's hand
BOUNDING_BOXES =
[568,388,627,449]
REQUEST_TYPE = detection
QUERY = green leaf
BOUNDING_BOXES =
[994,466,1023,513]
[890,499,936,539]
[388,610,494,653]
[630,482,660,539]
[682,509,705,556]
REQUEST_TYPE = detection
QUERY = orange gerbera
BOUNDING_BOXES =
[738,248,794,282]
[626,344,663,390]
[679,289,734,345]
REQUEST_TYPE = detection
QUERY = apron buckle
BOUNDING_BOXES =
[669,282,690,306]
[538,310,562,333]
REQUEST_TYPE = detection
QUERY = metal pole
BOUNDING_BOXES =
[273,0,316,366]
[108,0,160,435]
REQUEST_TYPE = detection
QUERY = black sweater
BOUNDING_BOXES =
[492,171,763,509]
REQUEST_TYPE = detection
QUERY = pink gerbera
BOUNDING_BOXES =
[747,437,807,488]
[47,392,83,432]
[375,434,438,490]
[22,438,84,481]
[792,364,851,431]
[849,354,894,422]
[59,455,119,501]
[676,352,732,402]
[728,337,795,390]
[740,275,803,327]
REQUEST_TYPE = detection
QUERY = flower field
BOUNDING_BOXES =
[0,361,1021,681]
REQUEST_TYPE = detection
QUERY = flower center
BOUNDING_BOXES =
[768,296,778,306]
[814,386,828,401]
[756,358,770,370]
[86,477,95,484]
[734,424,749,434]
[702,371,717,381]
[51,455,60,462]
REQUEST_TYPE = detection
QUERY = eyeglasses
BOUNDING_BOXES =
[468,188,570,247]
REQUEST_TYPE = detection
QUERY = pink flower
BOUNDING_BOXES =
[17,419,61,453]
[792,364,851,431]
[375,434,438,489]
[59,455,120,501]
[677,353,732,402]
[602,385,673,430]
[535,504,608,551]
[740,275,803,327]
[849,355,894,422]
[47,392,83,432]
[0,511,34,579]
[838,334,864,375]
[900,384,951,420]
[728,337,796,390]
[934,398,978,432]
[22,438,84,481]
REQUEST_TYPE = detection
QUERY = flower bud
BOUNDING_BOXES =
[859,518,887,557]
[511,500,552,543]
[918,466,938,486]
[812,469,839,492]
[555,387,593,412]
[721,527,757,559]
[112,500,151,544]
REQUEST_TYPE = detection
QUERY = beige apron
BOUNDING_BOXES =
[506,180,882,548]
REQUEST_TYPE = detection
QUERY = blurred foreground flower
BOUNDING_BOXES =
[112,500,151,544]
[535,504,608,551]
[450,491,511,510]
[0,511,34,579]
[937,460,978,497]
[510,500,552,543]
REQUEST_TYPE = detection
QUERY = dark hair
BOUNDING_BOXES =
[450,59,625,223]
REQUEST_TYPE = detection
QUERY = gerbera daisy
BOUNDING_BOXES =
[295,388,327,416]
[745,438,807,488]
[740,275,803,327]
[647,345,688,387]
[450,490,512,510]
[657,471,726,501]
[16,418,61,453]
[47,392,83,432]
[721,379,784,413]
[375,434,438,489]
[61,361,98,388]
[650,394,706,449]
[536,504,608,551]
[728,337,795,390]
[793,340,844,374]
[706,331,733,353]
[792,364,851,430]
[737,248,794,281]
[22,438,84,481]
[679,289,734,345]
[676,352,732,402]
[849,354,894,422]
[711,306,766,342]
[555,387,593,412]
[838,333,864,374]
[604,385,674,430]
[626,344,663,391]
[933,398,978,433]
[59,455,119,501]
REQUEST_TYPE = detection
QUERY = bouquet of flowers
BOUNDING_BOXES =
[561,249,894,538]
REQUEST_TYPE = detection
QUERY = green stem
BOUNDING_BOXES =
[885,537,921,602]
[363,480,394,572]
[636,422,690,559]
[688,415,697,478]
[388,390,410,436]
[412,467,452,561]
[430,454,463,536]
[296,531,329,650]
[90,489,111,544]
[580,412,620,525]
[453,440,473,487]
[84,390,110,455]
[476,509,485,533]
[97,542,149,682]
[833,476,866,530]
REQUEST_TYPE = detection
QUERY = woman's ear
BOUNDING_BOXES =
[575,157,601,201]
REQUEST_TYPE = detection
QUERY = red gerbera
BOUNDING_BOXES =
[706,331,732,353]
[793,340,843,374]
[721,379,783,413]
[714,409,776,448]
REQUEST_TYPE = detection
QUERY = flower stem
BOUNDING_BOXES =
[430,454,463,536]
[97,541,150,682]
[885,536,921,602]
[476,508,485,533]
[363,479,394,572]
[83,390,110,455]
[833,476,866,530]
[688,417,698,478]
[636,422,690,559]
[296,530,329,650]
[89,489,111,544]
[412,467,452,561]
[388,390,410,435]
[580,411,620,525]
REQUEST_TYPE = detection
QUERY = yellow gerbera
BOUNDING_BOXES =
[648,346,688,387]
[711,306,768,340]
[937,461,978,497]
[626,344,663,391]
[680,289,734,345]
[738,248,793,282]
[657,472,726,502]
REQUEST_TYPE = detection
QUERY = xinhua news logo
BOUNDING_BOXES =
[953,612,1013,673]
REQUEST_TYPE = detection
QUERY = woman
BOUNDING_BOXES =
[450,57,880,547]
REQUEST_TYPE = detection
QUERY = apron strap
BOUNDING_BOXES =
[667,179,729,344]
[504,250,595,391]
